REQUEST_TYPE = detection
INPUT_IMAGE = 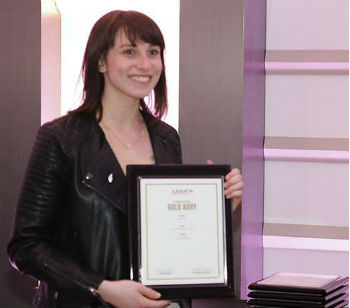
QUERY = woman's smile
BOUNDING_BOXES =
[129,74,152,83]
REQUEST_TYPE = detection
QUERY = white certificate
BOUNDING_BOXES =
[139,178,227,286]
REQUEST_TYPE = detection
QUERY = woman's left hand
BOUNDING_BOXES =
[224,168,243,210]
[207,160,243,210]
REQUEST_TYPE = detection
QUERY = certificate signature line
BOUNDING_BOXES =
[172,228,194,230]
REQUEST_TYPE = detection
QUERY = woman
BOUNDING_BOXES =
[8,10,243,308]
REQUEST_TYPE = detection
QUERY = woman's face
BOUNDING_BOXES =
[99,30,163,102]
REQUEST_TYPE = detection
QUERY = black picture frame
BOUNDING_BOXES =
[127,164,234,299]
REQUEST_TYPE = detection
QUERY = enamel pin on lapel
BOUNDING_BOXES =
[108,173,113,183]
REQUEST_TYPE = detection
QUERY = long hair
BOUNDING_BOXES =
[71,10,167,121]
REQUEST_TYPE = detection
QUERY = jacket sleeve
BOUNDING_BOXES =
[7,123,104,305]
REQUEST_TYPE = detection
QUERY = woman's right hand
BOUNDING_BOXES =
[97,280,170,308]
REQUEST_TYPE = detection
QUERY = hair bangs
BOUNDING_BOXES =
[119,14,164,49]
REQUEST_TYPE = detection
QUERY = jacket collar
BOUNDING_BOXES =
[79,112,177,213]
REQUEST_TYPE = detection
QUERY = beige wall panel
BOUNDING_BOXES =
[264,247,348,276]
[265,74,349,138]
[264,160,349,226]
[266,0,349,50]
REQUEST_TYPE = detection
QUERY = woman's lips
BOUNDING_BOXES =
[130,75,151,82]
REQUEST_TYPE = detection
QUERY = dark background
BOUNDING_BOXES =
[0,1,40,307]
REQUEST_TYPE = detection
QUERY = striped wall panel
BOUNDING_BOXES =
[264,0,348,279]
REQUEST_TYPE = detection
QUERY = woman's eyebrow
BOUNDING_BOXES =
[118,42,160,49]
[119,43,135,48]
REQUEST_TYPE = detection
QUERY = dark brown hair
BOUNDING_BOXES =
[71,10,167,121]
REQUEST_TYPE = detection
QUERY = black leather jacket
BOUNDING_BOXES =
[7,111,182,308]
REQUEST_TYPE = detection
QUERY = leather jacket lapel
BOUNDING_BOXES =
[80,125,127,213]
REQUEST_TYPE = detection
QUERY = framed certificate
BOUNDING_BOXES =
[127,164,234,299]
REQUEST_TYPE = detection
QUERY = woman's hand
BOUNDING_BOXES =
[224,168,243,210]
[97,280,170,308]
[207,160,243,210]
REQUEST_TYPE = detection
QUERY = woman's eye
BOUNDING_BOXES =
[123,49,135,55]
[148,49,160,56]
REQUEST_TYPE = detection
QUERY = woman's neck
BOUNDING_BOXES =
[100,94,142,130]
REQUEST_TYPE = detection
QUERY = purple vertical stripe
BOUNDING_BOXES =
[241,0,266,299]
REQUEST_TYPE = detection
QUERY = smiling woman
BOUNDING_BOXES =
[54,0,180,129]
[8,9,243,308]
[8,11,182,308]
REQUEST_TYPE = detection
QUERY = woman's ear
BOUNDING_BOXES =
[98,58,107,73]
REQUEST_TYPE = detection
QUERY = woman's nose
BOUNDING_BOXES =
[136,53,152,70]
